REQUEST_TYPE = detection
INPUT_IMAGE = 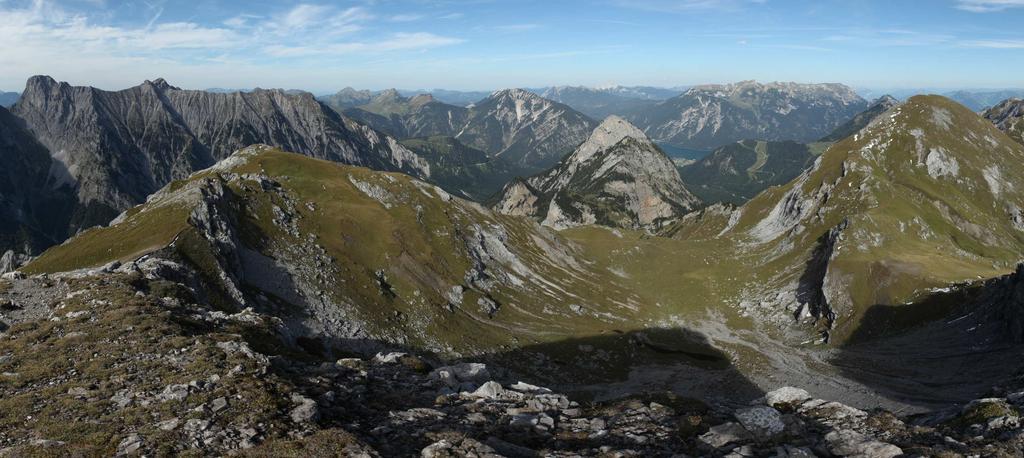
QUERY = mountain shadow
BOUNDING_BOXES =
[831,265,1024,409]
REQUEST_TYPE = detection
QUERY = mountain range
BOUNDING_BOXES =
[6,76,433,246]
[5,71,1024,455]
[629,81,870,151]
[16,93,1024,399]
[340,88,598,171]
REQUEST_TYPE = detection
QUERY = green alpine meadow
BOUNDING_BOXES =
[2,1,1024,456]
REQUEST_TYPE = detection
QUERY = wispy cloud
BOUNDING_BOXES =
[268,4,371,35]
[264,33,464,57]
[609,0,767,12]
[389,14,424,22]
[960,39,1024,48]
[955,0,1024,12]
[492,23,541,32]
[821,28,954,47]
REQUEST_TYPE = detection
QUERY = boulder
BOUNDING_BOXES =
[735,406,786,439]
[763,387,811,409]
[373,352,408,364]
[289,394,319,424]
[421,438,501,458]
[824,429,902,458]
[699,422,752,448]
[429,363,490,389]
[471,381,506,399]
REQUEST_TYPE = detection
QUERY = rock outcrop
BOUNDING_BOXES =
[494,116,699,230]
[984,97,1024,145]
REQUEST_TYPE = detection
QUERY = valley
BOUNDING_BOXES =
[3,79,1024,457]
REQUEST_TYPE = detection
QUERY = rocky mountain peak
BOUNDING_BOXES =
[489,88,540,102]
[494,117,698,230]
[874,94,899,106]
[144,78,179,91]
[20,75,65,102]
[571,115,651,163]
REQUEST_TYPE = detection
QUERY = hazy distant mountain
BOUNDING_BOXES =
[204,87,250,93]
[319,87,377,111]
[629,81,869,151]
[984,98,1024,145]
[344,90,470,139]
[536,85,684,119]
[946,90,1024,111]
[320,88,492,110]
[415,89,492,106]
[495,116,699,229]
[0,91,18,107]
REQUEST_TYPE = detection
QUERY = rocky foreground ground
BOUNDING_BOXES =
[1,261,1024,457]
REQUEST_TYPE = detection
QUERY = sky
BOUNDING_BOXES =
[0,0,1022,94]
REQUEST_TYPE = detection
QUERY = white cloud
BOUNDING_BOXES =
[264,33,464,57]
[955,0,1024,12]
[610,0,767,12]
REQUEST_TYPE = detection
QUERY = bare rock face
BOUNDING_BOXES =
[630,80,869,150]
[10,76,429,234]
[494,116,700,230]
[984,97,1024,145]
[0,105,76,255]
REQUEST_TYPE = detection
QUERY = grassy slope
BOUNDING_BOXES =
[24,149,661,360]
[19,96,1024,380]
[644,95,1024,343]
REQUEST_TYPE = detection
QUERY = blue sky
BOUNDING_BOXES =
[0,0,1022,93]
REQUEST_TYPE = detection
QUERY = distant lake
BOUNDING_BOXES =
[657,143,710,160]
